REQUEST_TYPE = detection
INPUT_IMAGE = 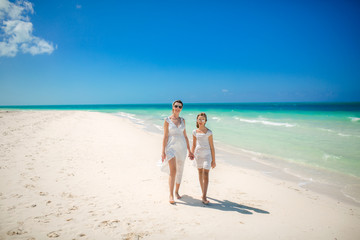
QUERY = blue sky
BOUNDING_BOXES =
[0,0,359,105]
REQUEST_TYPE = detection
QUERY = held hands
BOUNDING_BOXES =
[162,152,194,161]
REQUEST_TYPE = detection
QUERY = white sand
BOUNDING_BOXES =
[0,110,359,240]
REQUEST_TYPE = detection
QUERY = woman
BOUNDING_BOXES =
[161,100,194,204]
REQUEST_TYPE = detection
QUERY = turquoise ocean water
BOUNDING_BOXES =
[2,103,360,202]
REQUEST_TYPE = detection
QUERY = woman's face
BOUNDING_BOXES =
[173,102,183,114]
[197,116,206,126]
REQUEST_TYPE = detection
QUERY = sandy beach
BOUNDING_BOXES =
[0,110,359,240]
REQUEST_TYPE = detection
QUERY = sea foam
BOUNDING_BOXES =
[234,117,295,127]
[153,124,163,131]
[322,153,341,161]
[349,117,360,122]
[211,117,221,122]
[115,112,144,125]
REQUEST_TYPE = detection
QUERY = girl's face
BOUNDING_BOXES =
[173,103,183,114]
[197,116,206,126]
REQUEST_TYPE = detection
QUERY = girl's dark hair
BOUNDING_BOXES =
[196,112,207,128]
[172,100,183,112]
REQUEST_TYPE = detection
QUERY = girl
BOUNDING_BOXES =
[161,100,194,204]
[191,112,216,204]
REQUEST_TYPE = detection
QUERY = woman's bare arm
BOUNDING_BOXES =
[162,120,169,161]
[191,134,197,154]
[182,119,194,159]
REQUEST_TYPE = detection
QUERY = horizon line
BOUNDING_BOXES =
[1,101,360,108]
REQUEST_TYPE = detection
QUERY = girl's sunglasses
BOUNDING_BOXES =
[174,105,183,109]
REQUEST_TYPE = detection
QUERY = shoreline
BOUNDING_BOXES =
[1,110,359,239]
[109,110,360,207]
[216,144,360,207]
[2,108,360,206]
[3,108,359,206]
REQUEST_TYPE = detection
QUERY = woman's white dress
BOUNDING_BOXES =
[161,117,187,184]
[193,129,213,170]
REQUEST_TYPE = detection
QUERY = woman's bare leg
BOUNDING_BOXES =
[175,183,181,199]
[168,158,176,204]
[174,158,185,199]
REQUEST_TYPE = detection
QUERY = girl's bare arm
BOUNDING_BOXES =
[209,134,216,168]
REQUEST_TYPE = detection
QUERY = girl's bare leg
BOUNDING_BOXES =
[168,158,176,204]
[198,168,204,196]
[202,169,210,204]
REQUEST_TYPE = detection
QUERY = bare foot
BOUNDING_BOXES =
[169,196,175,204]
[175,192,181,199]
[202,197,209,205]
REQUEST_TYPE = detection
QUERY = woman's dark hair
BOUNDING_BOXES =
[196,112,207,128]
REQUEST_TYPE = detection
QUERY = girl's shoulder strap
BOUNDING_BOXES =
[192,129,197,136]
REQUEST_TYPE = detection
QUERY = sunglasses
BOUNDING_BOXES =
[174,105,183,109]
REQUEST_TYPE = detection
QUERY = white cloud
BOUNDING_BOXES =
[0,0,55,57]
[222,89,229,93]
[76,4,82,9]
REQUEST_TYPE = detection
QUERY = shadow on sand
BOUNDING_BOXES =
[175,195,270,215]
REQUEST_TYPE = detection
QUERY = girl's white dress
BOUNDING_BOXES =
[193,129,213,170]
[161,117,187,184]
